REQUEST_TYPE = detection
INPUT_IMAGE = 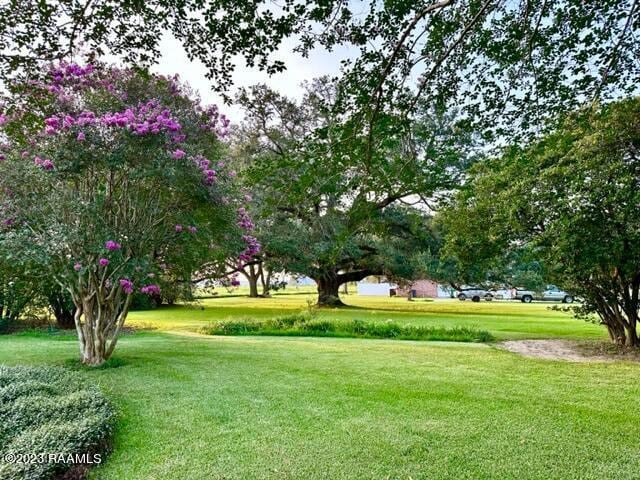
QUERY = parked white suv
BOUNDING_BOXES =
[512,285,574,303]
[457,288,494,302]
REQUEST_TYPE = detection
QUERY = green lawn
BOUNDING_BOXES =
[128,294,607,340]
[2,296,634,479]
[0,331,638,479]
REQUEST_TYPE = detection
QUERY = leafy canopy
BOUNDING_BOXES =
[441,97,640,344]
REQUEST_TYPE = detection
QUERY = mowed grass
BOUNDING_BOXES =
[0,332,638,479]
[128,293,607,340]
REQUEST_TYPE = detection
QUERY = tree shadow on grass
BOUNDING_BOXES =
[62,357,129,370]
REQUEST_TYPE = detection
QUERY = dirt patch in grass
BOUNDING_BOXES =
[500,340,611,362]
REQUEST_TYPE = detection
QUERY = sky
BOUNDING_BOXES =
[151,34,356,123]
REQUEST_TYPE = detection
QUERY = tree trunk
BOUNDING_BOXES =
[242,264,260,298]
[317,272,344,307]
[73,292,132,366]
[259,264,271,297]
[625,321,638,347]
[48,290,75,329]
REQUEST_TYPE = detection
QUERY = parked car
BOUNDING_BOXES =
[512,285,574,303]
[457,288,494,302]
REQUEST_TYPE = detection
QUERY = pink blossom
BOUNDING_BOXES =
[105,240,121,251]
[175,224,183,232]
[77,132,85,141]
[188,225,197,233]
[119,278,134,294]
[140,284,161,296]
[42,159,55,170]
[99,258,109,267]
[73,263,82,271]
[172,149,186,160]
[0,114,7,126]
[244,194,253,202]
[44,117,60,128]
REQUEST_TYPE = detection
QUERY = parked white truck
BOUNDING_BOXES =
[512,285,574,303]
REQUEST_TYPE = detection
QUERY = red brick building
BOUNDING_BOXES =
[396,279,440,298]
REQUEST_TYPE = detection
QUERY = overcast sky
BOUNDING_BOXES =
[151,34,356,123]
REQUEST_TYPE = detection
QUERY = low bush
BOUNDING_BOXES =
[0,365,115,480]
[202,312,494,343]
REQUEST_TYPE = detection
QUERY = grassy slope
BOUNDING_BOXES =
[128,294,606,340]
[0,332,638,479]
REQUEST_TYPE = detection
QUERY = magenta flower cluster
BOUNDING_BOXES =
[236,207,255,230]
[49,62,94,84]
[193,155,218,186]
[140,284,161,296]
[175,224,197,234]
[42,101,182,138]
[105,240,121,251]
[239,235,261,262]
[119,278,134,294]
[45,62,96,95]
[99,258,109,267]
[33,156,54,170]
[236,207,260,262]
[202,104,231,138]
[101,100,182,136]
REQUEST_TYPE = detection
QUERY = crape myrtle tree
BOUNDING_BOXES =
[234,79,469,306]
[0,62,254,365]
[441,97,640,346]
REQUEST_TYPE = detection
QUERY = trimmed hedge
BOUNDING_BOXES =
[201,312,494,343]
[0,365,115,480]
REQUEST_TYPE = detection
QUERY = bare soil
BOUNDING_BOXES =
[500,340,611,362]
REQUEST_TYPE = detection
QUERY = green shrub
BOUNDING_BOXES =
[202,312,494,343]
[0,365,115,480]
[129,293,159,311]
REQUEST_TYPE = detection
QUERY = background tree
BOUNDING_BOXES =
[441,97,640,346]
[0,62,251,365]
[234,79,471,306]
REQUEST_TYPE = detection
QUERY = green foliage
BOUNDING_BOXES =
[201,311,494,342]
[1,2,636,141]
[0,365,114,480]
[234,80,471,304]
[441,97,640,345]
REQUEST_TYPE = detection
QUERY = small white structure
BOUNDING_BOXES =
[357,282,393,296]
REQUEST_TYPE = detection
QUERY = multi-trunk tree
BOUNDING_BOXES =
[441,97,640,346]
[0,62,252,364]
